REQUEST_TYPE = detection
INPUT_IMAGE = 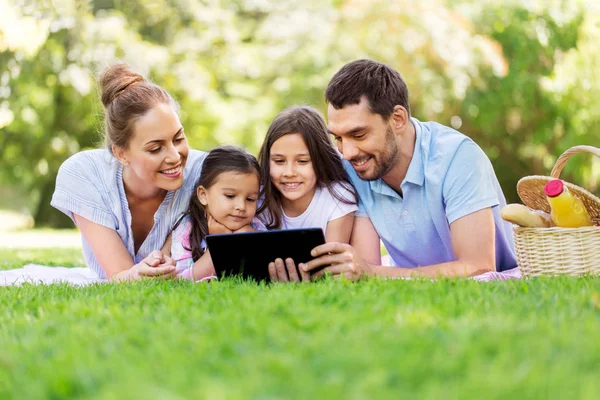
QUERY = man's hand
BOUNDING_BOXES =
[268,258,310,283]
[301,242,373,281]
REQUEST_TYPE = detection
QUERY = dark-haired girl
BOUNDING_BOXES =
[163,145,266,281]
[257,106,381,281]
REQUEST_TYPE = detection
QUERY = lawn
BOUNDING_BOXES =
[1,247,600,399]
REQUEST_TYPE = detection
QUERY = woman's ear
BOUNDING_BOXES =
[112,145,130,167]
[197,185,208,206]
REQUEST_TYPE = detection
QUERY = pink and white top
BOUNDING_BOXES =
[171,214,267,281]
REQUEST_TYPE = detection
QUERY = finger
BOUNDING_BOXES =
[161,255,176,267]
[143,255,160,268]
[153,250,166,263]
[332,271,355,280]
[149,269,179,280]
[152,270,179,280]
[285,258,300,283]
[268,262,278,281]
[274,258,289,282]
[311,264,351,280]
[302,252,351,273]
[139,264,176,277]
[310,242,351,258]
[297,262,311,282]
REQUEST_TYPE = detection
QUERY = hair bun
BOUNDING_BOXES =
[99,64,145,107]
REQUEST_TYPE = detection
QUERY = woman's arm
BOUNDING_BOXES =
[325,212,355,244]
[161,233,173,257]
[74,214,177,281]
[350,216,381,265]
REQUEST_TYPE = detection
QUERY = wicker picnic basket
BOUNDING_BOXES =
[514,145,600,277]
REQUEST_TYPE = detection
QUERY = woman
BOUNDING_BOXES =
[51,63,206,281]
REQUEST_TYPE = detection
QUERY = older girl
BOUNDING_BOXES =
[257,106,380,281]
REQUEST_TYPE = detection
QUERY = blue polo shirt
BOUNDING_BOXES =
[344,118,517,272]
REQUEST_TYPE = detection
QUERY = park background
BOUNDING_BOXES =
[3,2,600,399]
[1,0,600,231]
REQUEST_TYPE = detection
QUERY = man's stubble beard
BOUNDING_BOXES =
[361,126,398,181]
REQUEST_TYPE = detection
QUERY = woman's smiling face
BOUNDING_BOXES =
[116,103,190,193]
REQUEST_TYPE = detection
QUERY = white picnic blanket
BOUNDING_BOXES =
[0,263,522,286]
[0,264,106,286]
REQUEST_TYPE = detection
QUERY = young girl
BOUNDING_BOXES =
[258,105,358,244]
[162,145,266,282]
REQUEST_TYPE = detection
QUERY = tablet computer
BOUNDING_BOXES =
[206,228,325,282]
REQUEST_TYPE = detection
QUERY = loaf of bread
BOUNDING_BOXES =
[501,204,553,228]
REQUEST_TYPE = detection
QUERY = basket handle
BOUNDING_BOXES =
[550,145,600,178]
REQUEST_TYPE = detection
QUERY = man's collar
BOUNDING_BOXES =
[368,117,424,197]
[403,117,425,187]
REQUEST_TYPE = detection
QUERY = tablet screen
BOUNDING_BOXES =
[206,228,325,282]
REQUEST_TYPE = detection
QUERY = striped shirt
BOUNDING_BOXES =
[51,149,206,278]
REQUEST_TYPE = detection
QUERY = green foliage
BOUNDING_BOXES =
[1,248,600,398]
[1,0,599,226]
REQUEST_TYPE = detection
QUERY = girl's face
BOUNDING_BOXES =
[197,171,259,231]
[115,103,189,194]
[269,133,317,211]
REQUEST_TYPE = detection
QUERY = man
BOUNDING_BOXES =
[272,59,517,281]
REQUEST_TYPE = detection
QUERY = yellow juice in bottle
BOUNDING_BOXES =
[544,179,593,228]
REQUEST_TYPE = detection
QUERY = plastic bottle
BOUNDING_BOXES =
[544,179,593,228]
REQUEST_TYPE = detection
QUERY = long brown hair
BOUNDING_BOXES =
[99,63,178,153]
[257,106,357,229]
[177,145,260,261]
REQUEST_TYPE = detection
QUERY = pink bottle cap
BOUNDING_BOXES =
[544,179,564,198]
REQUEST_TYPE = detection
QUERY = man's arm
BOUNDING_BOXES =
[305,208,495,279]
[350,216,381,265]
[371,207,495,278]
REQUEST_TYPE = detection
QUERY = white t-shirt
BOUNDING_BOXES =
[274,182,357,235]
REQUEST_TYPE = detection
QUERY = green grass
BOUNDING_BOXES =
[1,248,600,399]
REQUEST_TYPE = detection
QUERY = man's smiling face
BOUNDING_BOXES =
[327,97,398,181]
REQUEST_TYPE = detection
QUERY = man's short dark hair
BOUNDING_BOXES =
[325,59,410,119]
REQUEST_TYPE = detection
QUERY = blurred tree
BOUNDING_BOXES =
[0,0,597,227]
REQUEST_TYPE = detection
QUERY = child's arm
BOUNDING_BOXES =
[189,250,217,281]
[325,212,355,244]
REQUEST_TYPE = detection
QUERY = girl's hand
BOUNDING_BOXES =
[234,224,255,233]
[268,258,310,283]
[208,215,232,235]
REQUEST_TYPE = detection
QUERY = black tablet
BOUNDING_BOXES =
[206,228,325,282]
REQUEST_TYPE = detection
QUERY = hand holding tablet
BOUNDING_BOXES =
[206,228,325,282]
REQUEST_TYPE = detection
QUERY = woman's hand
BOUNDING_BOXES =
[112,251,177,281]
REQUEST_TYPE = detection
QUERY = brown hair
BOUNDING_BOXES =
[99,63,178,153]
[177,145,260,261]
[325,59,410,119]
[257,106,357,230]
